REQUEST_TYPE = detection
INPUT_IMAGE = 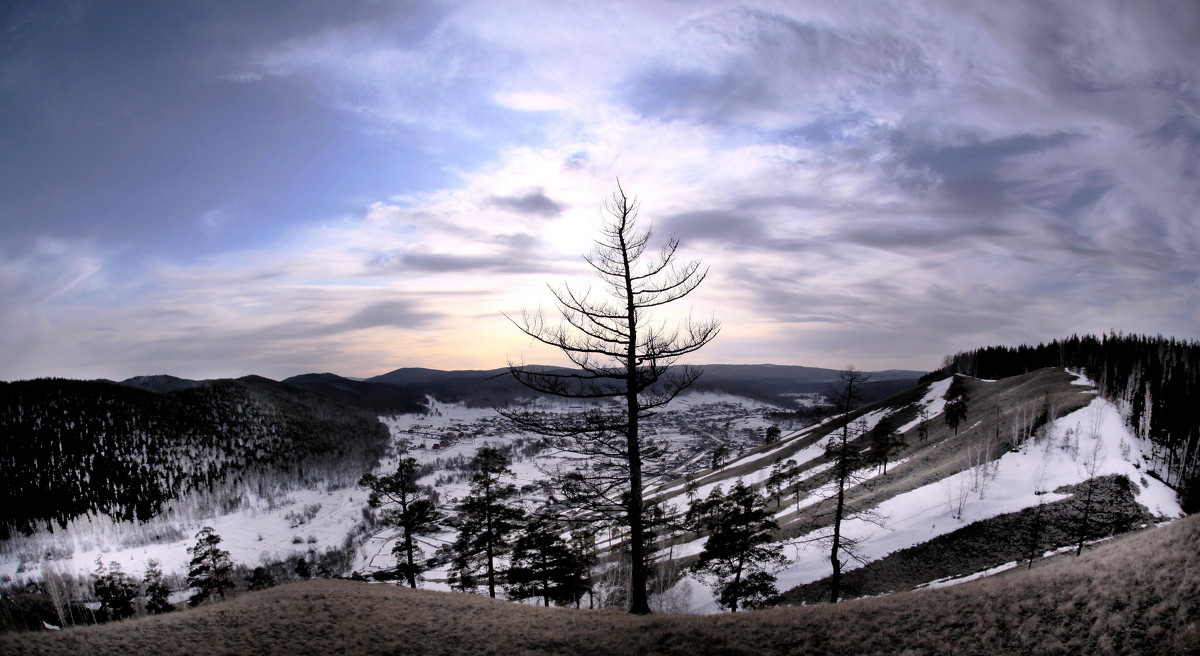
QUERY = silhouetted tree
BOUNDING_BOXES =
[916,406,931,443]
[92,559,138,621]
[247,566,276,591]
[799,366,886,603]
[766,459,800,507]
[360,455,441,589]
[691,481,787,612]
[868,414,905,474]
[944,376,970,435]
[449,447,524,598]
[293,557,312,581]
[507,512,590,607]
[500,183,720,614]
[187,526,234,606]
[143,559,174,614]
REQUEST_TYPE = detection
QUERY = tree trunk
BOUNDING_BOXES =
[486,489,497,598]
[623,222,652,616]
[626,424,651,614]
[829,378,854,604]
[404,529,417,589]
[829,467,846,604]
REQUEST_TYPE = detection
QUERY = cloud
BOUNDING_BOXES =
[489,188,565,217]
[371,250,545,274]
[4,0,1198,380]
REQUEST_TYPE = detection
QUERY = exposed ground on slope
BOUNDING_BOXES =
[4,514,1196,656]
[771,368,1098,535]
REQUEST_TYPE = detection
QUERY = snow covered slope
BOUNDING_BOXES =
[670,369,1183,612]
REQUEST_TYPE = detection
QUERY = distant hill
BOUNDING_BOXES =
[118,374,205,393]
[288,364,926,410]
[691,364,924,406]
[281,373,428,414]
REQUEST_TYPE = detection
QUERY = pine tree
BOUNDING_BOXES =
[944,375,970,435]
[868,414,905,474]
[294,557,312,581]
[506,513,590,607]
[143,559,174,614]
[764,459,798,507]
[247,566,276,591]
[690,481,788,612]
[186,526,234,606]
[92,558,139,621]
[449,447,524,597]
[360,454,441,588]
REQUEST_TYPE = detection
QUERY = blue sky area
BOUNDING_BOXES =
[2,0,1198,380]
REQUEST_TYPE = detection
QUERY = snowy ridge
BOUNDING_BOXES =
[679,373,1182,613]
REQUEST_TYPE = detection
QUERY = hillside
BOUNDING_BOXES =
[935,333,1200,511]
[0,377,389,539]
[3,513,1196,655]
[641,367,1182,608]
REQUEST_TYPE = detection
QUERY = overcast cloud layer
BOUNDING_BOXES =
[2,0,1197,380]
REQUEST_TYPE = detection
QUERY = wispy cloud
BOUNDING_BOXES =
[2,0,1197,380]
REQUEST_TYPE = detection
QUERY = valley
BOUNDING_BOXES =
[0,340,1195,651]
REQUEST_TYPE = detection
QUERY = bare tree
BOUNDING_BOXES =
[500,183,720,615]
[792,366,886,603]
[1073,409,1107,556]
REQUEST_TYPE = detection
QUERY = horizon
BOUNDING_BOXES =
[3,2,1197,382]
[7,360,933,385]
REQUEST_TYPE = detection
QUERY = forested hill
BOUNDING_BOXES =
[931,333,1200,511]
[0,377,390,540]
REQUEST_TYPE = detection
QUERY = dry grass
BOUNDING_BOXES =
[4,514,1197,656]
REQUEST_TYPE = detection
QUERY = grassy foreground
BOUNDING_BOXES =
[4,515,1198,656]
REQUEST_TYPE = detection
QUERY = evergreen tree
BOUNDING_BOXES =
[868,414,905,474]
[506,513,589,607]
[143,559,174,614]
[944,376,970,435]
[247,566,277,591]
[765,459,799,507]
[916,406,931,443]
[449,447,524,597]
[690,481,787,612]
[360,454,441,588]
[92,558,138,621]
[294,557,312,581]
[568,524,599,608]
[186,526,234,606]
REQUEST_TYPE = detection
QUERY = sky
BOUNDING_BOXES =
[2,0,1198,381]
